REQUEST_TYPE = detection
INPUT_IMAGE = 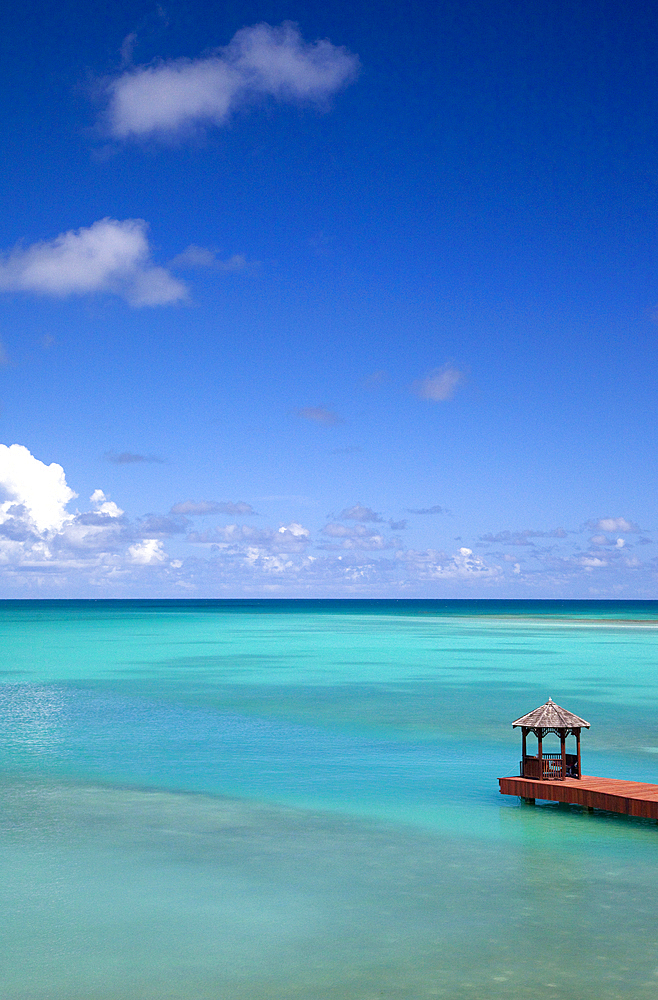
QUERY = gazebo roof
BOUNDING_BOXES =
[512,697,590,729]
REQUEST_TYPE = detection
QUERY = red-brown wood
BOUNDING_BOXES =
[499,774,658,820]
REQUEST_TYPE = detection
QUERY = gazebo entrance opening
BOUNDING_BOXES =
[512,698,590,781]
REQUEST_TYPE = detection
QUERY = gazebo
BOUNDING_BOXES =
[512,698,590,781]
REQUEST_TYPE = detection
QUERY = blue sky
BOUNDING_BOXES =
[0,0,656,597]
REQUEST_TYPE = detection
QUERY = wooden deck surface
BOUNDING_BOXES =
[499,774,658,819]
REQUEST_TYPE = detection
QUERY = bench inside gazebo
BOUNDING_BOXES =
[513,697,590,781]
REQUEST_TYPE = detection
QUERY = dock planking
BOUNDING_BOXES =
[499,774,658,819]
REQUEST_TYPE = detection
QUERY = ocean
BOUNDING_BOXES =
[1,599,658,999]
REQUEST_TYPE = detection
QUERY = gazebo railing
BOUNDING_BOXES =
[521,753,579,780]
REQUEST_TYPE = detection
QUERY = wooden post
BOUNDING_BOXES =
[560,730,566,780]
[522,727,527,775]
[576,729,581,779]
[537,729,543,779]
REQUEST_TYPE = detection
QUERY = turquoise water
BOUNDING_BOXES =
[2,599,658,999]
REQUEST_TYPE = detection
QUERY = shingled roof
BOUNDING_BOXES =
[512,697,590,729]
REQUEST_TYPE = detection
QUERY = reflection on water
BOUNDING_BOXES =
[1,600,658,998]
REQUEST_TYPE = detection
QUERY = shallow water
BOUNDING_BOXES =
[1,599,658,998]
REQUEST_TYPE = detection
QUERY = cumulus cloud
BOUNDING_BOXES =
[296,407,342,425]
[413,364,464,402]
[338,504,383,522]
[171,500,257,516]
[278,522,310,538]
[319,523,400,550]
[188,521,310,553]
[397,547,502,580]
[589,534,626,548]
[105,451,165,464]
[591,517,640,534]
[128,539,167,564]
[579,555,608,569]
[0,445,655,597]
[0,444,184,587]
[105,22,360,139]
[90,489,124,518]
[0,219,186,306]
[0,444,77,533]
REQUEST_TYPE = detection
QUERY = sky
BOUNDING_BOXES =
[0,0,656,598]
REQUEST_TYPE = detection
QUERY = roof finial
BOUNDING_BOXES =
[548,696,553,702]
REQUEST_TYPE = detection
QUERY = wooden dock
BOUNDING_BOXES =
[499,774,658,820]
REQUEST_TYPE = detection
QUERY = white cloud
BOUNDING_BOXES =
[57,518,126,552]
[595,517,639,534]
[187,521,311,554]
[244,548,296,574]
[90,490,124,518]
[589,533,628,549]
[398,546,502,580]
[319,522,400,551]
[278,522,310,538]
[0,448,654,597]
[0,219,187,306]
[128,539,167,564]
[413,364,464,402]
[0,444,178,588]
[106,22,359,139]
[0,444,76,533]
